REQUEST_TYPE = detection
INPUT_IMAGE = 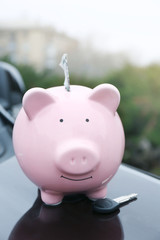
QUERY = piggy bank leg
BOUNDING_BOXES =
[86,185,107,200]
[41,189,63,206]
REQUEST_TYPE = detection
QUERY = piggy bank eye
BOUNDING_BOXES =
[59,119,64,122]
[85,118,89,122]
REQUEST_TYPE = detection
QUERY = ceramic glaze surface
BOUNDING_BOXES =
[13,84,125,205]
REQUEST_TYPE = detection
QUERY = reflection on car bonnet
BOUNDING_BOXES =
[9,191,124,240]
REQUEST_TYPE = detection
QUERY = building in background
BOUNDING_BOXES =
[0,23,127,77]
[0,24,79,71]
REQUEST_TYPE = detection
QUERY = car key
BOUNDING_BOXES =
[93,193,138,214]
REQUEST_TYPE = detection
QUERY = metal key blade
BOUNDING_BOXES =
[93,193,138,214]
[114,193,138,204]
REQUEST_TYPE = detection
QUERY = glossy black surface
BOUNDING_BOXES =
[9,193,123,240]
[0,157,160,240]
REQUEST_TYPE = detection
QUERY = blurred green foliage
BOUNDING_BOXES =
[1,56,160,175]
[106,64,160,145]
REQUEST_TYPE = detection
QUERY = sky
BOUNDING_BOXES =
[1,0,160,65]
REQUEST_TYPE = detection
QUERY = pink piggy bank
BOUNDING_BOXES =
[13,84,125,205]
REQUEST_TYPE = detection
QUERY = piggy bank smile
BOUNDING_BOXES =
[61,175,93,181]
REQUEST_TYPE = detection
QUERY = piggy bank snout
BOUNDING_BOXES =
[56,142,100,175]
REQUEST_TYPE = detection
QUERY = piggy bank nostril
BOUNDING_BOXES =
[82,156,87,164]
[70,157,75,165]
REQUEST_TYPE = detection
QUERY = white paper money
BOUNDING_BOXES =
[59,54,70,92]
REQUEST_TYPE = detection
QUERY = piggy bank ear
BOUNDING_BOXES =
[23,88,55,120]
[88,84,120,114]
